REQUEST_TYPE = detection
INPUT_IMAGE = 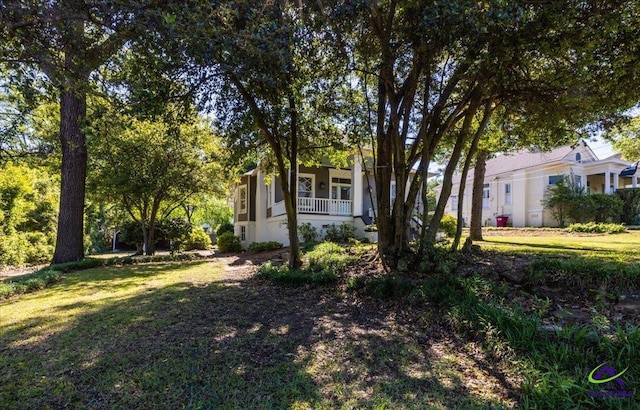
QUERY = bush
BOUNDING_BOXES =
[566,222,627,234]
[257,261,337,285]
[616,188,640,225]
[439,214,457,238]
[157,218,192,250]
[183,227,213,250]
[216,222,235,237]
[0,232,54,267]
[324,223,356,243]
[298,222,318,243]
[248,241,282,252]
[306,242,355,274]
[216,231,242,253]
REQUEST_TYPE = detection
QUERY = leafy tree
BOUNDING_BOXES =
[89,110,225,256]
[542,176,585,228]
[0,1,165,263]
[346,1,640,267]
[169,1,348,268]
[607,115,640,161]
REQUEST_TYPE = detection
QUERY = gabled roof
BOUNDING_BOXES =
[452,141,599,183]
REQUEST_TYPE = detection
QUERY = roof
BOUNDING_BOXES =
[452,141,599,183]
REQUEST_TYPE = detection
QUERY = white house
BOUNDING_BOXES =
[444,141,637,227]
[232,155,432,248]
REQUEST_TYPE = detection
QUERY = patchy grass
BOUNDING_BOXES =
[1,257,519,409]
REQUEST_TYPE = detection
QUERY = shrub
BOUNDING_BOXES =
[587,194,623,223]
[566,222,627,234]
[183,227,213,250]
[306,242,355,274]
[156,218,192,250]
[298,222,318,243]
[439,214,457,238]
[257,261,337,285]
[248,241,282,252]
[616,188,640,225]
[216,222,235,237]
[216,231,242,253]
[324,223,356,243]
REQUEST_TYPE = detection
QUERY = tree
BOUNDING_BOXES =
[607,115,640,161]
[347,0,640,267]
[89,109,225,256]
[171,1,347,268]
[1,1,165,264]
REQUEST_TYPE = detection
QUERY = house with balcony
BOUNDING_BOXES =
[444,140,637,227]
[232,155,431,248]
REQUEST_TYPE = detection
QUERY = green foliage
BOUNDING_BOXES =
[525,257,639,293]
[324,223,357,243]
[585,193,623,223]
[183,227,212,251]
[439,214,458,238]
[298,222,318,243]
[0,162,58,267]
[248,241,282,252]
[608,115,640,161]
[306,242,356,274]
[258,241,355,286]
[542,176,585,227]
[216,232,242,253]
[257,261,337,286]
[567,222,627,234]
[119,220,143,245]
[616,188,640,225]
[157,218,192,250]
[215,222,235,237]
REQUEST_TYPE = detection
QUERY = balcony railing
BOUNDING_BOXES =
[298,197,352,216]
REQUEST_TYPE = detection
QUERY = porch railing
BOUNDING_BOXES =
[298,197,352,216]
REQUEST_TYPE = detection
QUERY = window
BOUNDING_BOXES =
[266,182,273,208]
[331,177,352,200]
[451,195,458,211]
[504,183,512,205]
[576,152,582,162]
[240,225,246,241]
[548,175,564,185]
[390,182,397,202]
[482,183,490,208]
[298,175,314,198]
[239,185,247,214]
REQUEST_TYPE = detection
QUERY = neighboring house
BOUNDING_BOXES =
[232,155,432,248]
[443,141,637,227]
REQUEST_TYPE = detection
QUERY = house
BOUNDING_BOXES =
[232,154,432,248]
[444,141,637,227]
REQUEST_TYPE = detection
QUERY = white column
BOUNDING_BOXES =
[605,171,611,194]
[352,156,363,217]
[633,176,637,188]
[614,172,619,192]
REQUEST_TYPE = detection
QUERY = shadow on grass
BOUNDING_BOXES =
[1,264,517,409]
[481,239,611,253]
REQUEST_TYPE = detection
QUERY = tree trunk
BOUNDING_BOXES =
[52,88,88,264]
[470,149,488,241]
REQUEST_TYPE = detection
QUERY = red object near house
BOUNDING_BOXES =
[496,216,509,227]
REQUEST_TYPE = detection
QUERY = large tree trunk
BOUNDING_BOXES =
[52,88,87,264]
[469,149,488,241]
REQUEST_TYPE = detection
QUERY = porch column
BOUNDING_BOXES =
[352,156,363,217]
[614,172,619,192]
[633,176,638,188]
[605,170,611,194]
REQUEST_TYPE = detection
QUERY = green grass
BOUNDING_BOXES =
[3,234,639,408]
[477,229,640,261]
[1,257,518,409]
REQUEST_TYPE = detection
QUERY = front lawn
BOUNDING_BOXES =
[1,234,639,409]
[1,258,515,409]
